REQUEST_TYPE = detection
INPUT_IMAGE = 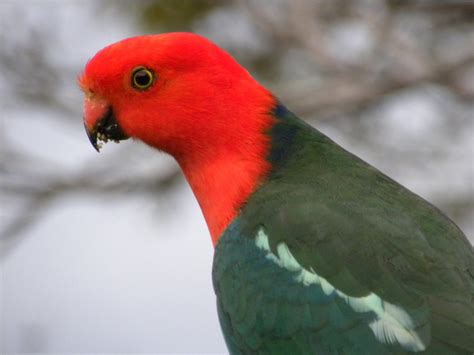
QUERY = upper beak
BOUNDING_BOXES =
[83,97,129,152]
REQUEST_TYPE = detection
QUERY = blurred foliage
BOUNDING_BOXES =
[1,0,473,259]
[140,0,222,31]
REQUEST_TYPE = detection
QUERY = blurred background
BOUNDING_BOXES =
[1,0,473,353]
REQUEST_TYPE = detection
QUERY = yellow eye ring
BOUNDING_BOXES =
[131,67,155,90]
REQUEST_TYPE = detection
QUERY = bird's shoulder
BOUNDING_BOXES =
[245,104,474,303]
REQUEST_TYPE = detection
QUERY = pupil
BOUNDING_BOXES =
[135,71,150,86]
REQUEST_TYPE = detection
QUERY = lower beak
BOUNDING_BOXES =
[83,98,129,152]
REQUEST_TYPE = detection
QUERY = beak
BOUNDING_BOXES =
[84,119,100,152]
[83,97,129,152]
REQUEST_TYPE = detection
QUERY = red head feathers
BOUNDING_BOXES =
[80,33,276,244]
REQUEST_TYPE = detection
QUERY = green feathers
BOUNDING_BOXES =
[212,104,474,354]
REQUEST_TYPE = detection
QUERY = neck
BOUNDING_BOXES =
[177,100,276,246]
[178,152,270,245]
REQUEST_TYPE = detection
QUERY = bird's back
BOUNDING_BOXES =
[212,104,474,354]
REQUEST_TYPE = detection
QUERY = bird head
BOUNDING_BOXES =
[79,33,275,242]
[79,32,273,160]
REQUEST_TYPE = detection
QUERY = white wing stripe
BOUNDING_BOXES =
[255,228,427,352]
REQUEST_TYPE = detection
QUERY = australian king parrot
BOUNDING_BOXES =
[80,33,474,354]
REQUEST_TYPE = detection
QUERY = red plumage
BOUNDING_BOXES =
[80,33,276,243]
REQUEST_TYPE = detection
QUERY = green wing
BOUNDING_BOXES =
[214,105,474,354]
[215,226,398,355]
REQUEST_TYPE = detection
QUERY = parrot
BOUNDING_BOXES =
[80,33,474,354]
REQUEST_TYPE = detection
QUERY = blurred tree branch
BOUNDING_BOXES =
[240,0,474,116]
[1,144,182,258]
[1,0,473,259]
[284,55,474,117]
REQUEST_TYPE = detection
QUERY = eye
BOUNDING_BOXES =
[131,67,155,90]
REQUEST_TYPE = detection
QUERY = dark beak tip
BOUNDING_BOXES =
[84,120,100,153]
[92,142,100,153]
